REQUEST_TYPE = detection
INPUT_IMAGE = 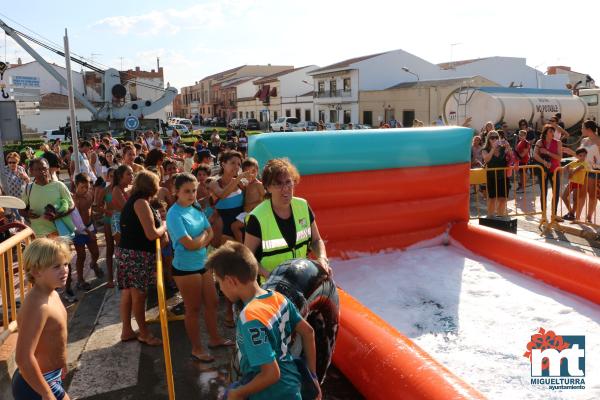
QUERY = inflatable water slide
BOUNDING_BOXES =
[250,128,600,400]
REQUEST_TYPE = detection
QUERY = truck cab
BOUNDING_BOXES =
[578,88,600,122]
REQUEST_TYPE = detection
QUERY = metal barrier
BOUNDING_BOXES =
[154,238,176,400]
[0,226,34,336]
[469,165,547,227]
[550,168,600,228]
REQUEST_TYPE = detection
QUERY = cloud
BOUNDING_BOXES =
[92,2,233,36]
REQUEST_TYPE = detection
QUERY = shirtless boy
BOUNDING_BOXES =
[13,238,71,400]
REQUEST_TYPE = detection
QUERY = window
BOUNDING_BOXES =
[239,111,242,118]
[251,111,255,119]
[363,111,373,125]
[402,110,415,127]
[343,110,351,124]
[330,110,338,123]
[259,112,263,122]
[246,112,249,118]
[581,94,598,106]
[343,78,351,91]
[305,109,311,122]
[318,110,325,123]
[295,108,301,119]
[273,111,278,120]
[318,81,325,93]
[286,109,291,117]
[330,79,337,93]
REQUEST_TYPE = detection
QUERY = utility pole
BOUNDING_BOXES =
[64,29,80,174]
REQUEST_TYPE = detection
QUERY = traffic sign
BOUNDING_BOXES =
[124,115,140,131]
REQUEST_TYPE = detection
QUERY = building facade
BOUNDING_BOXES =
[309,50,441,125]
[359,76,498,127]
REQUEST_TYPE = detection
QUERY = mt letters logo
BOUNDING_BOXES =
[523,327,585,390]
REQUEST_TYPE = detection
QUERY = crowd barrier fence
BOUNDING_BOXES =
[550,168,600,228]
[153,238,176,400]
[0,225,33,337]
[469,165,547,228]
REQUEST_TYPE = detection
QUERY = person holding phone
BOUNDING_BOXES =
[482,131,513,216]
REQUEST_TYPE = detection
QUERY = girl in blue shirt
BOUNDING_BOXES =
[166,173,233,362]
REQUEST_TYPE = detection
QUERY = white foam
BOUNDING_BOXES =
[332,245,600,399]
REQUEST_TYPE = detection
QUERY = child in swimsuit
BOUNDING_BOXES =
[13,238,72,400]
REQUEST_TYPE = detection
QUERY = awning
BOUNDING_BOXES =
[269,87,277,97]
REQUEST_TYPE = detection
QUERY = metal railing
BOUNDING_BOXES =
[550,168,600,228]
[0,225,34,338]
[469,165,547,227]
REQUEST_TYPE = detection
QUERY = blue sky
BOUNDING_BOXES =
[2,0,598,90]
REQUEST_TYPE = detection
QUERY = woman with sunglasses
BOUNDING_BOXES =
[244,158,332,280]
[482,131,513,216]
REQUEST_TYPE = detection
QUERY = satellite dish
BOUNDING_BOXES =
[111,84,127,99]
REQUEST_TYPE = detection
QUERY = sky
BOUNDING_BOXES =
[1,0,599,91]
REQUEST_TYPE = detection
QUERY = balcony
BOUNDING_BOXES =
[315,89,353,99]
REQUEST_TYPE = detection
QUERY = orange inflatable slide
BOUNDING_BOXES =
[249,128,600,399]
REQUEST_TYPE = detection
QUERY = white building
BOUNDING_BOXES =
[438,57,567,89]
[5,60,85,99]
[309,50,441,124]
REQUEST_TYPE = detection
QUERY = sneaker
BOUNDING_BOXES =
[63,288,78,303]
[76,281,92,291]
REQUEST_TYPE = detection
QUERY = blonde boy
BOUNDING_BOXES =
[13,238,71,400]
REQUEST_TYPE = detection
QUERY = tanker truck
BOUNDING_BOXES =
[443,87,587,131]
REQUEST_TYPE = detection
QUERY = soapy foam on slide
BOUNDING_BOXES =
[332,245,600,399]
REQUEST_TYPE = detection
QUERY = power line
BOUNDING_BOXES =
[0,13,172,92]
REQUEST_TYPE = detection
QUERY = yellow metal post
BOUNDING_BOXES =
[155,239,176,400]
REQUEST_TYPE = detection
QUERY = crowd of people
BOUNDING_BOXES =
[8,127,332,400]
[470,114,600,222]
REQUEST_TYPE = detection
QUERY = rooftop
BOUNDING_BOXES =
[386,76,490,89]
[310,52,387,74]
[438,57,491,70]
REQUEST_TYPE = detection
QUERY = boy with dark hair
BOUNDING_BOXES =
[72,172,102,290]
[206,241,320,400]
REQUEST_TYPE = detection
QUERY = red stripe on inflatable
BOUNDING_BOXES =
[334,289,485,400]
[317,194,468,242]
[296,163,470,211]
[450,222,600,305]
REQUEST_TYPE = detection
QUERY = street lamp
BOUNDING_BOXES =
[402,67,420,82]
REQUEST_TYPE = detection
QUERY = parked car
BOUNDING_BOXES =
[355,124,372,129]
[323,122,338,130]
[243,118,260,130]
[271,117,300,131]
[211,117,226,127]
[42,129,67,142]
[229,118,241,129]
[291,121,318,131]
[166,124,189,136]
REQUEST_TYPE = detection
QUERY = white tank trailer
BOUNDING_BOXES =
[443,87,587,131]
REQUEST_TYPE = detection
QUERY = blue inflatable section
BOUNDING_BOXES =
[248,127,473,175]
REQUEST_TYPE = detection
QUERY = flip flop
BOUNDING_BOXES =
[120,332,138,342]
[190,353,215,363]
[208,339,235,349]
[137,335,162,347]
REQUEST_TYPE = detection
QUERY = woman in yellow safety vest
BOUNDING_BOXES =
[244,158,332,279]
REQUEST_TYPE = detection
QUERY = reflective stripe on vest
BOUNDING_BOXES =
[249,197,311,272]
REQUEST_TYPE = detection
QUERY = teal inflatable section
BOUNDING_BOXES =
[249,127,473,175]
